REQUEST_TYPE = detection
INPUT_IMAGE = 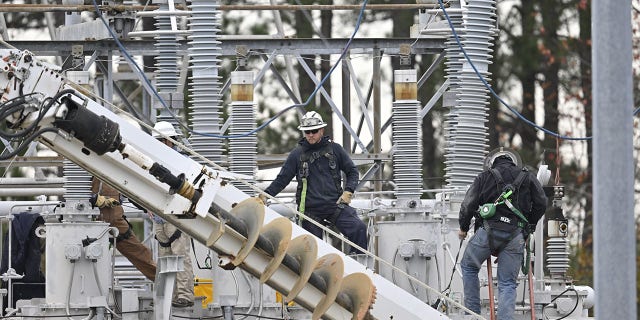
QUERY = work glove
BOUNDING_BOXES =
[257,193,267,204]
[90,194,120,209]
[337,191,353,205]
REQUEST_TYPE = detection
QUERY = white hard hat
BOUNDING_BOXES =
[297,111,327,131]
[152,121,179,138]
[483,147,522,169]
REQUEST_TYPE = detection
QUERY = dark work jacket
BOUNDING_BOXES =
[0,212,45,283]
[459,157,548,232]
[265,136,358,211]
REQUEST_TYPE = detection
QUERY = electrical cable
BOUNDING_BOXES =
[425,256,432,303]
[432,254,446,312]
[89,257,121,319]
[432,239,463,312]
[404,259,419,295]
[541,287,580,320]
[409,2,440,48]
[190,237,212,269]
[0,89,70,136]
[237,271,255,320]
[441,239,463,294]
[231,270,240,305]
[0,92,41,119]
[436,0,591,141]
[391,248,399,285]
[0,89,77,160]
[91,262,105,298]
[0,101,47,138]
[65,262,77,320]
[257,282,264,318]
[91,0,370,140]
[93,226,118,242]
[0,126,59,161]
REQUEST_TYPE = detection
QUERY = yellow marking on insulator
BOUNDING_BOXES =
[394,82,417,100]
[231,84,253,101]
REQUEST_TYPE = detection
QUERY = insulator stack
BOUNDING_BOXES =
[187,0,224,164]
[444,0,495,188]
[442,0,464,101]
[392,70,423,201]
[154,2,179,93]
[154,1,182,128]
[229,71,257,195]
[442,0,465,188]
[63,160,91,201]
[546,237,570,278]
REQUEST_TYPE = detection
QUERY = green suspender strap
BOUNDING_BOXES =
[503,197,528,226]
[298,161,309,226]
[297,143,339,226]
[502,175,533,274]
[298,177,308,226]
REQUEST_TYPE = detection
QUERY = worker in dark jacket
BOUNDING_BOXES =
[262,111,367,254]
[458,154,547,320]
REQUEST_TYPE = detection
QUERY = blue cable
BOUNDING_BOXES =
[92,0,369,139]
[437,0,591,141]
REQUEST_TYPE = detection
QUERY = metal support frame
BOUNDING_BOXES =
[0,35,447,196]
[294,54,368,153]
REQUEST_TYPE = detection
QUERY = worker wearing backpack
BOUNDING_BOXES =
[458,154,548,320]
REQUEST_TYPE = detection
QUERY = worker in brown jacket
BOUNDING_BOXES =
[90,177,156,281]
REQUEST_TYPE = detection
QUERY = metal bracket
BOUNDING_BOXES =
[71,45,84,70]
[399,43,412,66]
[193,173,222,218]
[236,45,249,69]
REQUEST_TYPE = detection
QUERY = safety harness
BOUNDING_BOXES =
[297,142,343,225]
[156,230,182,248]
[479,168,529,256]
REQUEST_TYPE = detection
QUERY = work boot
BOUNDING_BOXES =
[172,298,194,308]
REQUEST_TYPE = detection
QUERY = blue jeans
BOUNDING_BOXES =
[461,227,524,320]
